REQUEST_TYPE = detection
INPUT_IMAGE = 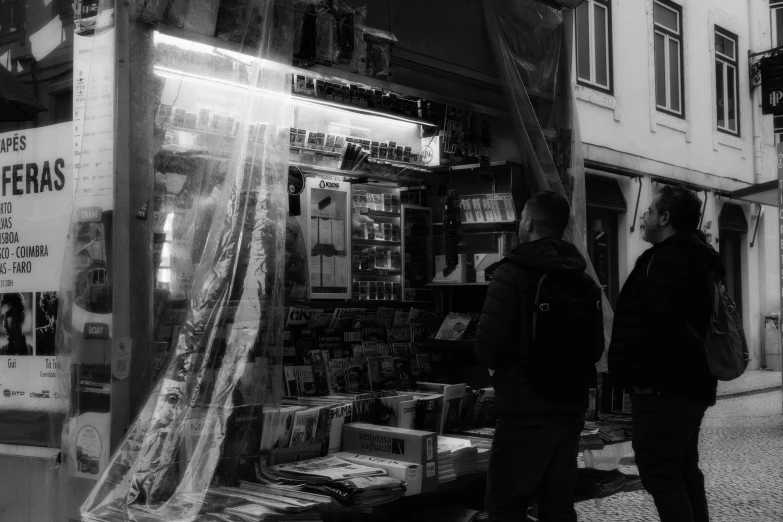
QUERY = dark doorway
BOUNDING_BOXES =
[586,207,619,308]
[719,230,743,320]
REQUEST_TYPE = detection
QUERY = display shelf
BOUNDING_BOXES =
[354,269,402,276]
[290,145,341,157]
[433,221,517,227]
[284,298,429,308]
[353,239,401,247]
[366,157,430,172]
[361,210,401,218]
[427,282,490,287]
[292,93,440,128]
[431,160,509,172]
[291,162,442,184]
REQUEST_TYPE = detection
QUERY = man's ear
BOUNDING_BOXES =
[523,215,534,232]
[659,210,671,227]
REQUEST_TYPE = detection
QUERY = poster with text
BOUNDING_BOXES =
[0,124,74,442]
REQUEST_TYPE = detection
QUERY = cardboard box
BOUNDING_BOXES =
[334,452,426,495]
[341,423,438,491]
[432,254,466,283]
[474,253,502,282]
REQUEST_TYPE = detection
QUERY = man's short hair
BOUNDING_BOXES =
[526,190,571,237]
[655,185,702,232]
[0,293,25,317]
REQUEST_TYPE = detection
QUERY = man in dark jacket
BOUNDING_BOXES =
[608,185,723,522]
[476,190,604,522]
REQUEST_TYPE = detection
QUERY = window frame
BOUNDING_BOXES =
[714,27,740,137]
[575,0,614,95]
[771,1,783,48]
[653,0,685,118]
[774,114,783,144]
[0,0,24,44]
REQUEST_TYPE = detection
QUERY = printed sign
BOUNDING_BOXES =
[0,124,74,421]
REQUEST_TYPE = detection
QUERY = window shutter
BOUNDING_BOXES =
[585,174,626,212]
[718,203,748,233]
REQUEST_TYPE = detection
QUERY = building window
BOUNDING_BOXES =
[653,0,684,117]
[775,115,783,143]
[771,1,783,47]
[576,0,612,92]
[715,28,739,135]
[0,0,21,38]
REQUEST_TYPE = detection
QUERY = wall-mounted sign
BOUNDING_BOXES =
[761,55,783,114]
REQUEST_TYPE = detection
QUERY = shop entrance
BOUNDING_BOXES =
[586,207,619,308]
[719,230,743,321]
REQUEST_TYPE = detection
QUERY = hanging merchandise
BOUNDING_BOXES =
[441,190,461,278]
[334,1,367,73]
[483,0,613,370]
[364,27,397,79]
[315,1,337,64]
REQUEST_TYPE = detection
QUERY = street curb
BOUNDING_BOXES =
[716,386,782,400]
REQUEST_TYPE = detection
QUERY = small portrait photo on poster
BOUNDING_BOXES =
[0,292,35,356]
[35,291,58,357]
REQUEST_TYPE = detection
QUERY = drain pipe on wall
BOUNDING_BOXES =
[749,0,766,184]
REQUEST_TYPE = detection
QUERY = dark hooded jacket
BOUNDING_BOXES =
[475,237,603,416]
[607,231,723,407]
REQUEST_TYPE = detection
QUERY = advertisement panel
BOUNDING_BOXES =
[0,124,74,443]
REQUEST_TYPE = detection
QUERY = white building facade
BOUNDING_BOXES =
[571,0,780,381]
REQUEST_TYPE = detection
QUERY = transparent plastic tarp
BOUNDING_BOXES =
[482,0,614,367]
[49,1,295,520]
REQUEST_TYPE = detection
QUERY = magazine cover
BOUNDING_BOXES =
[346,358,371,392]
[323,403,352,454]
[387,327,411,343]
[416,382,467,434]
[434,313,473,341]
[413,394,443,433]
[397,398,417,429]
[409,308,438,326]
[362,326,386,341]
[289,407,321,447]
[296,365,318,396]
[353,312,377,329]
[375,395,413,427]
[260,405,305,450]
[392,310,411,327]
[374,307,396,328]
[351,397,376,423]
[326,358,351,394]
[393,356,413,389]
[361,341,379,358]
[390,343,411,357]
[367,356,396,390]
[330,308,365,331]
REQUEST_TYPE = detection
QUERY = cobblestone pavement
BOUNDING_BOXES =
[717,370,782,397]
[576,390,783,522]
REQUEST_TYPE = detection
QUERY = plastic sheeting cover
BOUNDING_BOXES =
[482,0,613,370]
[55,1,297,521]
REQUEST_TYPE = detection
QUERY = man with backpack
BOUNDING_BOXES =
[608,185,742,522]
[476,190,604,522]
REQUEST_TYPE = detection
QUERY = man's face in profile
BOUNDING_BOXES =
[0,304,23,342]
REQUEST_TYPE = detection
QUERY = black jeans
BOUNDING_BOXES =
[486,413,584,522]
[632,392,709,522]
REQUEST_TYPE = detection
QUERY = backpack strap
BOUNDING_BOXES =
[531,273,549,342]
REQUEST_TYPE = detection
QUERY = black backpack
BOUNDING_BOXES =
[521,271,604,398]
[647,254,749,381]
